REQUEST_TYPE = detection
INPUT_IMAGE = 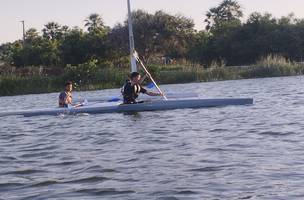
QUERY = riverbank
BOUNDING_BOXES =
[1,55,303,96]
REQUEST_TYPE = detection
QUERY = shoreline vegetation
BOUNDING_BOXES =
[0,55,303,96]
[1,0,304,96]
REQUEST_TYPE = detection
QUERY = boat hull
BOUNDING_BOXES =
[0,98,253,117]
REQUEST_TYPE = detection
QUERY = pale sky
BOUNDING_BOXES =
[1,0,304,44]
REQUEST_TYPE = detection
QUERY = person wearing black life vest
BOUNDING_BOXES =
[121,72,163,104]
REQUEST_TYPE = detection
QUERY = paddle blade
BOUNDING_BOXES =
[108,97,121,102]
[146,83,155,89]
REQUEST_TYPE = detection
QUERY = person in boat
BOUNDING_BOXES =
[121,72,163,104]
[58,81,73,107]
[58,81,83,108]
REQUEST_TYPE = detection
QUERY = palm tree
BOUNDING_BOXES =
[84,13,104,33]
[25,28,39,41]
[42,22,62,40]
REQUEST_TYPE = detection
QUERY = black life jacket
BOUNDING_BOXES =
[121,80,142,103]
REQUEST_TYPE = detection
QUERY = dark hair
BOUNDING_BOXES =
[65,81,73,87]
[130,72,140,79]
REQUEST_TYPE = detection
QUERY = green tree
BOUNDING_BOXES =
[85,30,109,62]
[187,31,210,66]
[0,42,16,65]
[6,41,24,67]
[153,11,196,59]
[42,22,67,40]
[205,0,243,34]
[59,27,87,65]
[25,28,40,41]
[64,59,98,85]
[111,10,196,63]
[84,13,105,33]
[107,24,130,68]
[14,28,60,67]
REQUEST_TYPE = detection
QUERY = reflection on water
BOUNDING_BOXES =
[0,76,304,199]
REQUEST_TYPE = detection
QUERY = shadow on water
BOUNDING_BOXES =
[122,111,143,119]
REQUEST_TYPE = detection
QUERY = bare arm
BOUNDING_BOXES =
[146,91,163,97]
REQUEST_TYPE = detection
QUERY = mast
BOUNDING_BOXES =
[21,20,25,45]
[127,0,137,72]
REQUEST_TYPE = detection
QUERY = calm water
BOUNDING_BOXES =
[1,76,304,200]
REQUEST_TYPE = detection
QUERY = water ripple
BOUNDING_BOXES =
[74,188,136,195]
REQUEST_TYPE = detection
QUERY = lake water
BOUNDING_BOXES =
[0,76,304,200]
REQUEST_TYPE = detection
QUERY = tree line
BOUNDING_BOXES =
[1,0,304,70]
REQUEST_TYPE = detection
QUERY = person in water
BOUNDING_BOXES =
[121,72,163,104]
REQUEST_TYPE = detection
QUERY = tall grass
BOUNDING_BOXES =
[1,54,304,96]
[0,68,127,96]
[241,55,304,78]
[156,65,243,84]
[0,75,64,96]
[154,55,304,84]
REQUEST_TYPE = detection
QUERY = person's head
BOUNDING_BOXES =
[130,72,141,83]
[64,81,73,92]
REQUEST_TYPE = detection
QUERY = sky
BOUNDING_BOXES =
[1,0,304,44]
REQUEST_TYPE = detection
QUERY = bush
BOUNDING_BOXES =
[64,59,98,85]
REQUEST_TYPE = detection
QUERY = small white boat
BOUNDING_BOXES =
[0,98,253,117]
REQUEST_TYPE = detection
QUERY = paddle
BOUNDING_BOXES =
[133,50,168,100]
